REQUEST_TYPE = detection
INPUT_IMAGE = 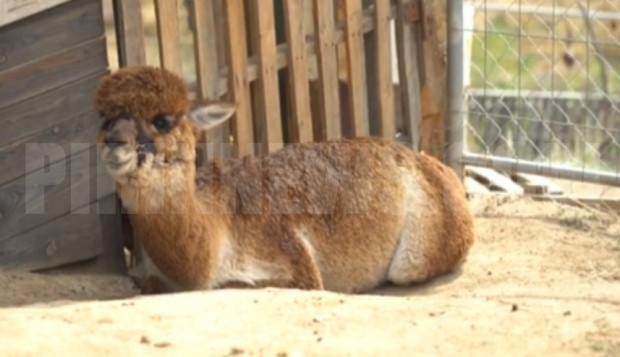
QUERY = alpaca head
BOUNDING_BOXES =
[94,66,235,183]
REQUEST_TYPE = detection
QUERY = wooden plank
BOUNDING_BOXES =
[342,0,370,137]
[418,0,448,161]
[191,0,219,100]
[40,193,128,275]
[0,36,108,110]
[154,0,183,75]
[362,0,379,137]
[394,0,423,149]
[464,176,491,194]
[465,166,525,194]
[0,199,105,272]
[112,0,146,66]
[249,0,284,153]
[190,0,225,164]
[312,0,341,141]
[223,0,254,157]
[0,109,100,185]
[511,173,564,195]
[0,71,105,148]
[372,0,396,139]
[282,0,313,143]
[0,0,71,27]
[0,146,115,243]
[0,0,103,73]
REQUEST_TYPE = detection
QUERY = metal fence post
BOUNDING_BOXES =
[447,0,465,179]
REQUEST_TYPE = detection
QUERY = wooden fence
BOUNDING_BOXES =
[0,0,449,274]
[110,0,437,155]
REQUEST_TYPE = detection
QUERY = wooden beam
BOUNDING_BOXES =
[249,0,284,153]
[372,0,396,139]
[419,0,449,161]
[0,0,72,27]
[312,0,342,141]
[282,0,313,143]
[394,0,423,149]
[112,0,146,66]
[223,0,254,157]
[190,0,228,164]
[342,0,370,137]
[154,0,183,75]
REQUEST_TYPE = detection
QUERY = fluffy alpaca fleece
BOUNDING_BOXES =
[94,65,475,294]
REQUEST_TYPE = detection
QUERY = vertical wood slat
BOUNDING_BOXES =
[249,0,284,154]
[224,0,255,157]
[419,0,448,161]
[111,0,148,272]
[190,0,224,165]
[362,0,380,137]
[342,0,370,137]
[112,0,146,271]
[373,0,396,139]
[395,0,423,149]
[154,0,183,75]
[312,0,341,140]
[191,0,219,100]
[112,0,146,66]
[282,0,313,143]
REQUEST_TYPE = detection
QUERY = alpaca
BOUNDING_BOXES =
[94,65,475,294]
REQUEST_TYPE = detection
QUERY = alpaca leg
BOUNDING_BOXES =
[129,245,179,294]
[275,229,324,290]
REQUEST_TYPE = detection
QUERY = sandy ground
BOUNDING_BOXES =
[0,195,619,357]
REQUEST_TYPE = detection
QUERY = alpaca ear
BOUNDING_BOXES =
[189,102,236,131]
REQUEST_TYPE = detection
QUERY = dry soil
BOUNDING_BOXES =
[0,195,619,357]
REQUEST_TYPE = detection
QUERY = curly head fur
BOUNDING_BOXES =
[95,66,191,125]
[94,66,235,187]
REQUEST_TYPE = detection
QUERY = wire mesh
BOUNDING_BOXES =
[459,0,620,181]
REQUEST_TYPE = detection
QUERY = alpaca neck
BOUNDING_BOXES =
[119,163,226,289]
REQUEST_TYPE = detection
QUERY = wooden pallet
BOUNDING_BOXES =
[464,166,563,196]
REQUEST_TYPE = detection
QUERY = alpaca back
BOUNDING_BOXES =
[194,137,465,292]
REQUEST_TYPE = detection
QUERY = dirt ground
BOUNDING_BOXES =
[0,195,619,357]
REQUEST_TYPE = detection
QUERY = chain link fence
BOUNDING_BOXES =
[449,0,620,187]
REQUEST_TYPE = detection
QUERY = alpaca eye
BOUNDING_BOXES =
[100,118,114,131]
[152,114,174,133]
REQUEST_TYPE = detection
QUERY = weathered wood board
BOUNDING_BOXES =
[0,37,108,109]
[0,0,118,272]
[0,0,72,27]
[0,0,103,72]
[465,166,525,194]
[0,146,115,243]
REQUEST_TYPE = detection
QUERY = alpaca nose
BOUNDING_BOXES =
[104,136,128,150]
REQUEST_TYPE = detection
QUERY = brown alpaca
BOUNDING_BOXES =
[94,66,475,294]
